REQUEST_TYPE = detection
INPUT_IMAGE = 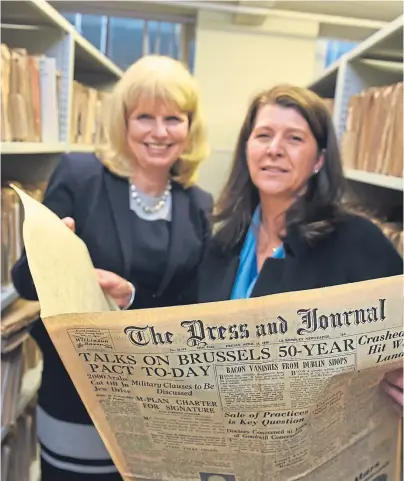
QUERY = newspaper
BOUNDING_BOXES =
[15,186,403,481]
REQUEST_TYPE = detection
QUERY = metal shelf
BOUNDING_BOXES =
[1,143,98,155]
[345,169,403,191]
[309,14,403,95]
[1,142,67,155]
[1,284,19,312]
[1,0,70,32]
[1,0,121,160]
[346,14,403,63]
[309,15,403,193]
[74,33,122,79]
[308,61,340,98]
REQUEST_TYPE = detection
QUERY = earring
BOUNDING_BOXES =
[314,168,319,174]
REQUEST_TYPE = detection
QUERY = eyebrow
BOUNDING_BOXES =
[131,113,184,120]
[254,125,307,134]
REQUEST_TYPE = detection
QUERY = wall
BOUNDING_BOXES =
[193,10,320,198]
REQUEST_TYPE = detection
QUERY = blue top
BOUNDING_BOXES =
[230,205,285,300]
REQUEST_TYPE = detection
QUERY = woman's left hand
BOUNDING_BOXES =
[380,368,403,415]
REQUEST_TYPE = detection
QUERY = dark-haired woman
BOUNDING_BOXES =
[92,85,403,410]
[196,84,403,409]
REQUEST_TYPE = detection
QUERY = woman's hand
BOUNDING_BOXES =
[62,217,75,232]
[380,368,403,415]
[95,269,135,309]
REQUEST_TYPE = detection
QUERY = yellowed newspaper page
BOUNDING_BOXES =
[12,185,126,472]
[13,185,117,316]
[15,188,403,481]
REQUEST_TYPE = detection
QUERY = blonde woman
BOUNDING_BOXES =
[12,55,213,481]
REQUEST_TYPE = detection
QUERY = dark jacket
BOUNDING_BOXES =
[197,214,403,303]
[11,152,213,422]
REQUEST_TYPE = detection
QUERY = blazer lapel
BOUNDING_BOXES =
[197,249,240,303]
[104,171,133,280]
[156,183,196,296]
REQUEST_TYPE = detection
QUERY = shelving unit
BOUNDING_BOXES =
[1,361,44,443]
[74,33,122,81]
[308,60,340,99]
[344,169,403,191]
[1,142,67,155]
[1,352,43,481]
[1,0,122,155]
[1,0,124,305]
[308,14,403,196]
[1,0,123,80]
[1,3,123,478]
[344,13,403,63]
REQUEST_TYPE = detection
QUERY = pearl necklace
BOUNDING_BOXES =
[129,180,172,214]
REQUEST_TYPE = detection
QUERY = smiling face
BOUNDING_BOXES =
[126,97,190,171]
[246,104,323,200]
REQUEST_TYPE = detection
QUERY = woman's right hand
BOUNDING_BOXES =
[62,217,75,232]
[95,269,135,309]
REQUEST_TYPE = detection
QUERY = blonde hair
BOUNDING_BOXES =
[97,55,209,187]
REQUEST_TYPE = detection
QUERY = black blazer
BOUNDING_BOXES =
[12,152,213,306]
[197,214,403,303]
[11,152,213,422]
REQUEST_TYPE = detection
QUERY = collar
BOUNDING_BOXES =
[213,216,314,261]
[229,221,311,259]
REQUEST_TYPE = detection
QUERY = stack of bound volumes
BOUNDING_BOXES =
[341,82,403,177]
[1,44,61,144]
[1,183,46,288]
[1,300,42,481]
[70,80,111,146]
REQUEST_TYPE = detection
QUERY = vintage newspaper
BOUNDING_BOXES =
[15,186,403,481]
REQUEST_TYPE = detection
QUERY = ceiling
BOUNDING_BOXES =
[48,0,403,26]
[48,1,196,21]
[250,1,403,22]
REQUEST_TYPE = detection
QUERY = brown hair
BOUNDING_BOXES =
[213,84,346,252]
